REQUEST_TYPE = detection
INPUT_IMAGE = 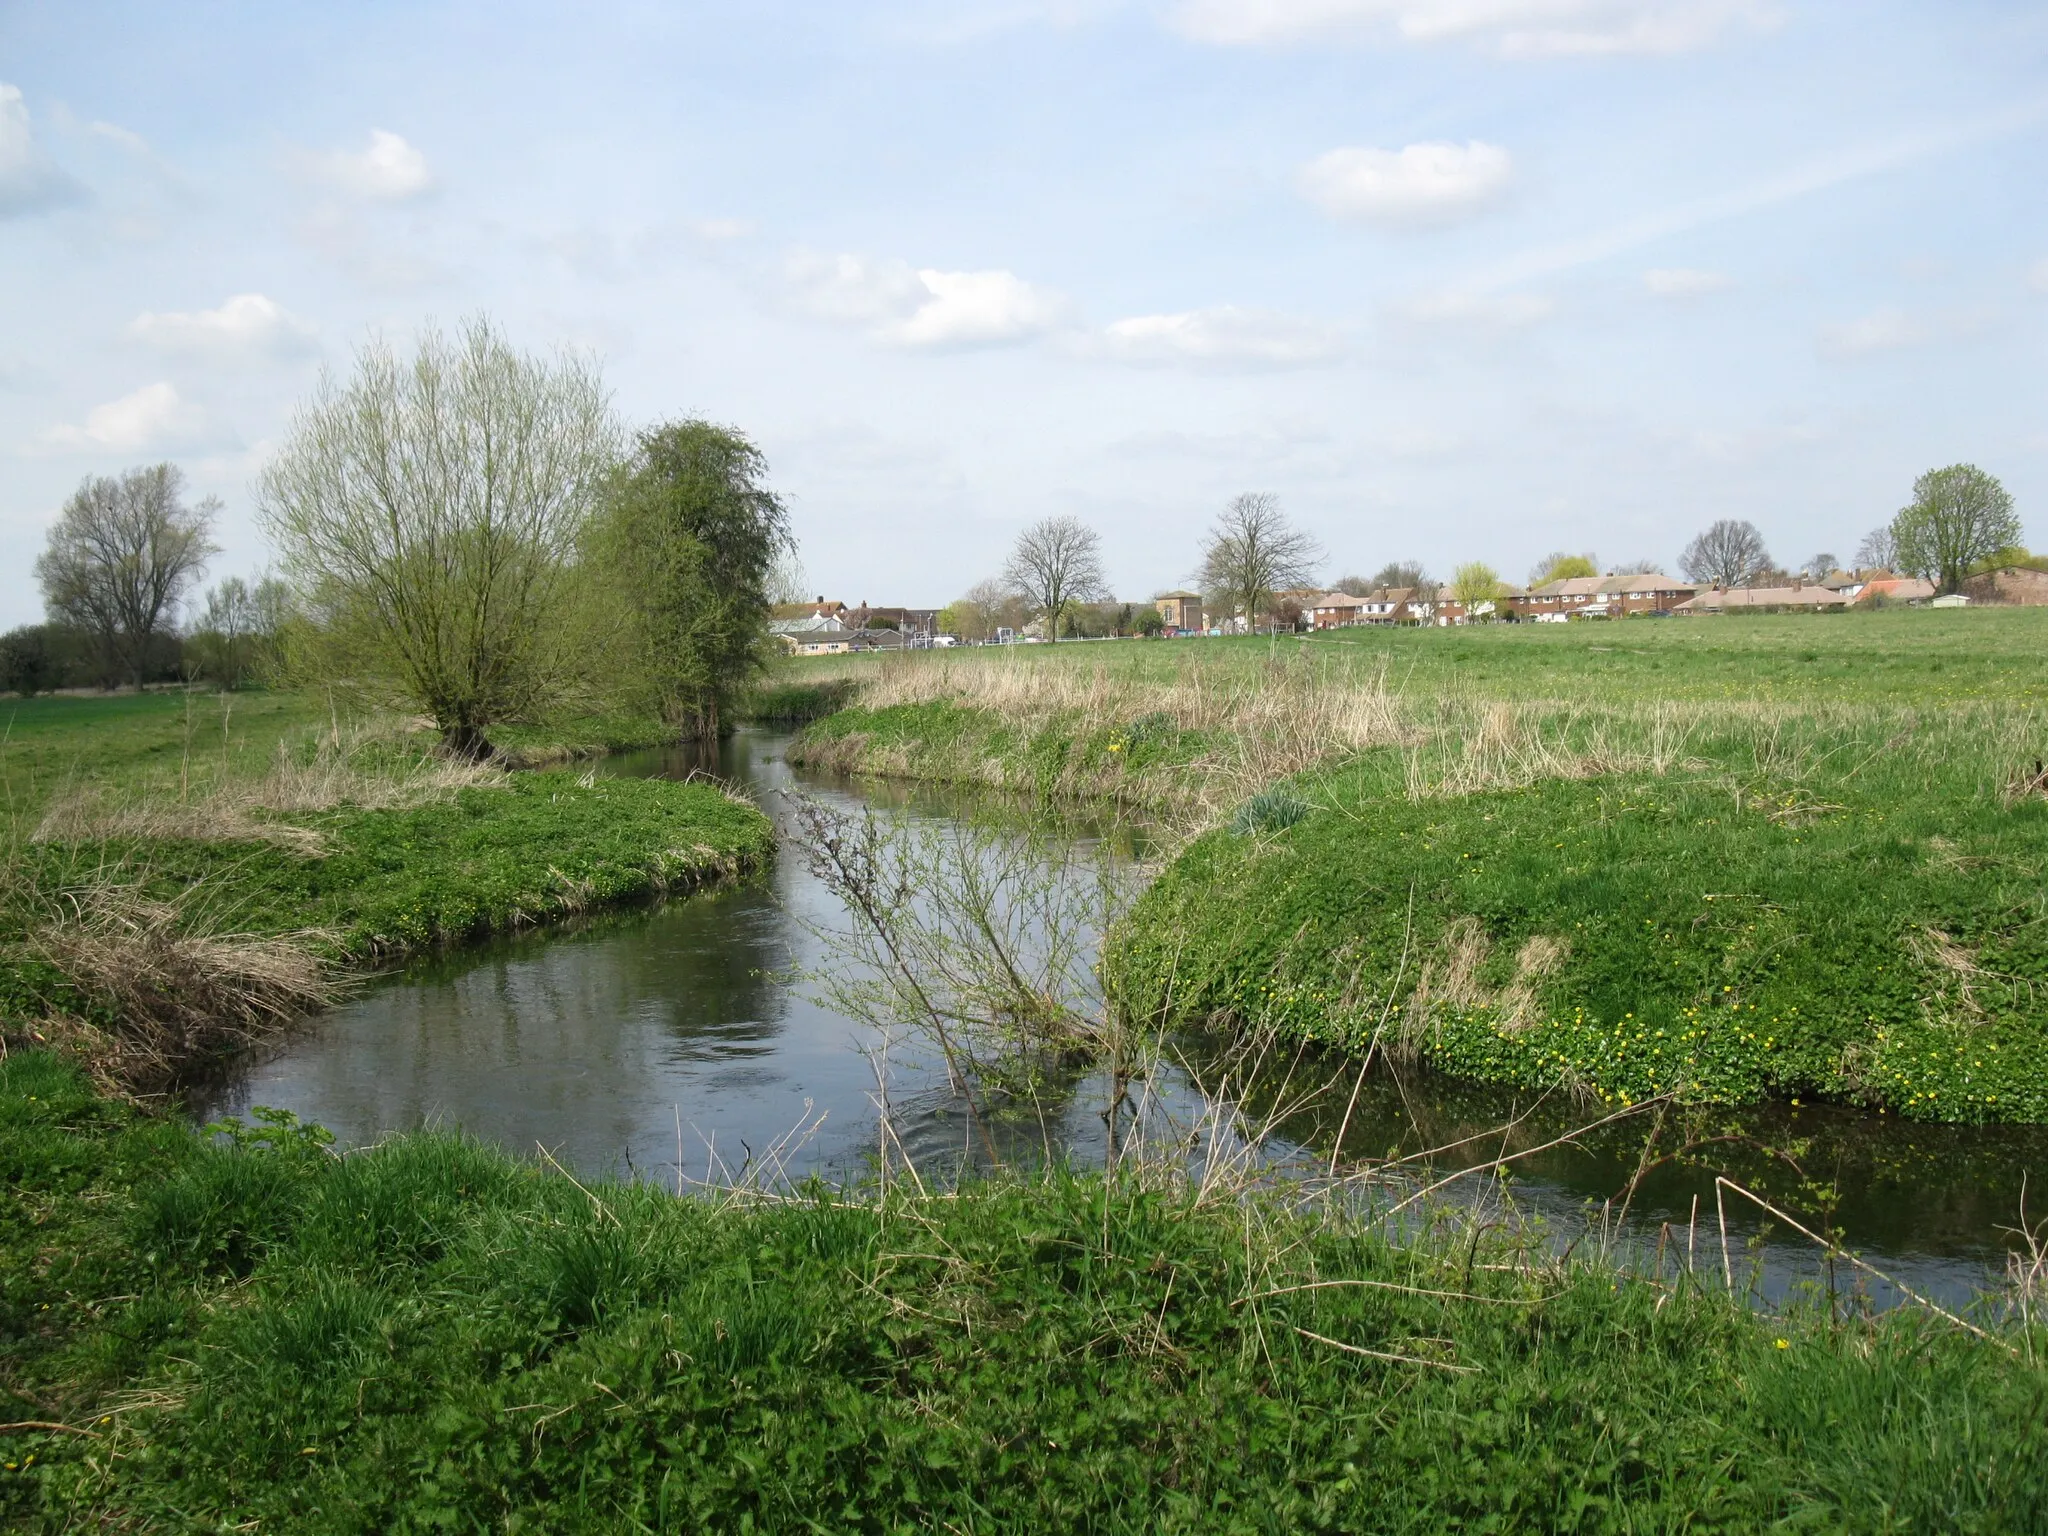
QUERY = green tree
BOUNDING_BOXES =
[1134,606,1166,636]
[1528,551,1598,586]
[1451,562,1505,620]
[0,626,61,696]
[261,316,619,758]
[35,463,219,691]
[584,419,793,739]
[1890,464,2021,593]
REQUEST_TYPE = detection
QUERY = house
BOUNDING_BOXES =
[1309,591,1371,629]
[1929,593,1972,608]
[1155,591,1204,633]
[1358,586,1416,624]
[1962,565,2048,606]
[1850,577,1937,607]
[1673,579,1849,615]
[769,611,849,655]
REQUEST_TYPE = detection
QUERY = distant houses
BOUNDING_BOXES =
[1154,591,1204,634]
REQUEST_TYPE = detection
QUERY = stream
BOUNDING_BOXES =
[190,727,2048,1310]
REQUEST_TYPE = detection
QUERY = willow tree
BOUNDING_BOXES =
[258,317,619,758]
[582,419,792,739]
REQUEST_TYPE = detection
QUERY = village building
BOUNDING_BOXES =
[1309,591,1371,629]
[1154,591,1204,633]
[1962,565,2048,606]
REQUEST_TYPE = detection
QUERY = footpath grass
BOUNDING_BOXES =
[786,613,2048,1124]
[3,1050,2045,1532]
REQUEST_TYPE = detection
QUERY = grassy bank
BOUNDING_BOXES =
[783,616,2048,1124]
[3,1051,2044,1531]
[0,693,773,1092]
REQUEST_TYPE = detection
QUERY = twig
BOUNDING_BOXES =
[1291,1326,1478,1373]
[0,1420,101,1438]
[1715,1178,2015,1353]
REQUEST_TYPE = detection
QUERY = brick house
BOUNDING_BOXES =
[1309,591,1371,628]
[1155,591,1205,633]
[1962,565,2048,606]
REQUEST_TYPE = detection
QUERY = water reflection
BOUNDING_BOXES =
[188,727,2046,1306]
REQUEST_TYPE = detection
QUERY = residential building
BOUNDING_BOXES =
[1674,579,1849,614]
[1962,565,2048,606]
[1309,591,1371,629]
[1155,591,1204,633]
[1358,586,1416,624]
[1851,577,1937,606]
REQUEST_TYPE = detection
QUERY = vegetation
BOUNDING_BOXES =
[784,612,2048,1123]
[1528,551,1598,586]
[1195,492,1322,631]
[581,419,794,738]
[259,316,622,759]
[1003,514,1108,642]
[0,690,773,1091]
[32,463,219,691]
[1678,519,1771,588]
[1891,463,2022,594]
[1450,560,1505,616]
[4,1050,2044,1531]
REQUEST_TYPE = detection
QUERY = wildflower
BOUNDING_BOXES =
[1774,1339,1789,1350]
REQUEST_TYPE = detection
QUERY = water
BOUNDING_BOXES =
[189,728,2048,1307]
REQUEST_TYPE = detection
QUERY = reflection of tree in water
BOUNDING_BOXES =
[1177,1028,2048,1265]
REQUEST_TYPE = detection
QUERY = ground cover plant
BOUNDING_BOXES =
[3,1049,2045,1532]
[783,612,2048,1124]
[0,691,773,1093]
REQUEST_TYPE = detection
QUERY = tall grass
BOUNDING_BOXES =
[4,1050,2045,1530]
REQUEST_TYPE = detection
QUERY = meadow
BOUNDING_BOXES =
[0,690,773,1093]
[786,609,2048,1124]
[3,1049,2044,1532]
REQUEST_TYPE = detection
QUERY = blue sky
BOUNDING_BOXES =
[3,0,2045,624]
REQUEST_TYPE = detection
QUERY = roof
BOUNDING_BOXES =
[1156,590,1204,601]
[1597,573,1693,594]
[1313,591,1371,609]
[1853,578,1937,604]
[1676,585,1847,612]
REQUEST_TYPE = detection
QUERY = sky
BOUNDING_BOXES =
[2,0,2045,624]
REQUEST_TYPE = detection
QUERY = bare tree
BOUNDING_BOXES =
[1801,552,1840,583]
[1194,492,1323,632]
[259,316,620,758]
[35,464,219,690]
[1003,515,1106,641]
[1368,560,1429,592]
[1854,524,1899,573]
[1611,557,1662,575]
[1678,519,1771,587]
[1332,574,1372,597]
[1889,464,2021,593]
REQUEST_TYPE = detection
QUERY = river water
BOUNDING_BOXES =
[190,728,2048,1309]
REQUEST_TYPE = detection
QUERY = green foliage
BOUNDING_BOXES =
[582,419,793,739]
[740,677,858,722]
[7,772,775,960]
[1891,464,2022,593]
[4,1053,2046,1530]
[1108,738,2048,1123]
[1530,551,1598,585]
[1231,785,1308,834]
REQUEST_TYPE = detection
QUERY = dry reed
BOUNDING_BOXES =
[25,878,340,1096]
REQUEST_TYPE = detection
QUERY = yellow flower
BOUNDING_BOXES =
[1774,1338,1789,1350]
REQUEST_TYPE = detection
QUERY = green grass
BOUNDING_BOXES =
[3,1050,2044,1532]
[0,692,774,1081]
[786,613,2048,1124]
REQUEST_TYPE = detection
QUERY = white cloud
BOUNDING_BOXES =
[0,83,86,218]
[37,382,219,454]
[1399,289,1555,327]
[784,250,1067,347]
[1171,0,1776,56]
[1299,141,1511,225]
[1816,305,1992,360]
[303,129,436,200]
[1098,305,1343,366]
[128,294,318,362]
[1643,267,1733,298]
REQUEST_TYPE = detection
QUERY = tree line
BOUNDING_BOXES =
[935,460,2026,642]
[11,317,793,757]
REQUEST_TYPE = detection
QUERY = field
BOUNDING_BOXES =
[0,691,773,1092]
[784,610,2048,1124]
[4,1049,2044,1531]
